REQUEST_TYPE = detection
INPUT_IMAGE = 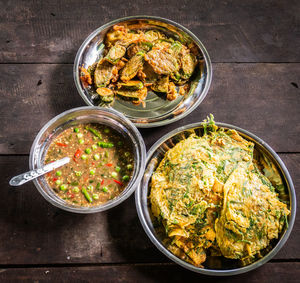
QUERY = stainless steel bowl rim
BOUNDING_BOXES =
[29,106,146,213]
[135,121,296,276]
[73,15,212,128]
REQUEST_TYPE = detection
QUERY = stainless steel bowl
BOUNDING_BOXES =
[29,106,146,213]
[74,16,212,128]
[135,122,296,275]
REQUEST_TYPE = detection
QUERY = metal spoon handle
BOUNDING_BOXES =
[9,157,70,186]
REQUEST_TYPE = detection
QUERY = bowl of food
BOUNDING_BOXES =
[74,15,212,127]
[29,106,146,213]
[135,115,296,275]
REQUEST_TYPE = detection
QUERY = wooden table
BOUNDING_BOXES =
[1,0,299,282]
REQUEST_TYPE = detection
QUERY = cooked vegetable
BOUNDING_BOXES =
[151,76,169,93]
[82,25,201,106]
[118,80,144,90]
[121,51,145,82]
[105,44,126,64]
[116,86,147,99]
[145,49,179,75]
[150,115,290,267]
[127,42,152,58]
[96,87,114,103]
[181,53,197,79]
[94,60,115,87]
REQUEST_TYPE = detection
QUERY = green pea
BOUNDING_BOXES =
[92,194,99,200]
[77,133,83,138]
[74,128,79,133]
[92,144,97,150]
[60,184,68,191]
[104,128,110,133]
[56,170,62,176]
[90,169,95,175]
[55,179,62,185]
[87,185,93,191]
[127,164,133,170]
[122,175,130,181]
[75,171,82,177]
[111,172,118,178]
[81,154,87,160]
[85,148,91,154]
[115,166,121,172]
[78,139,84,144]
[93,154,100,160]
[102,186,108,192]
[73,187,80,193]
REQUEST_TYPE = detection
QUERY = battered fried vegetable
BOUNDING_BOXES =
[116,86,147,100]
[145,49,179,75]
[151,76,169,93]
[181,53,197,79]
[215,165,289,260]
[144,30,165,42]
[127,42,153,58]
[96,87,114,103]
[83,24,200,106]
[118,80,144,90]
[105,44,126,64]
[137,62,159,84]
[79,67,92,87]
[121,51,145,82]
[150,115,290,267]
[94,60,115,87]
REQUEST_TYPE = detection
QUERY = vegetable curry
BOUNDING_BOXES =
[150,115,290,267]
[45,124,134,206]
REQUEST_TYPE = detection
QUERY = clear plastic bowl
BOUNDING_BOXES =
[135,122,296,275]
[29,106,146,213]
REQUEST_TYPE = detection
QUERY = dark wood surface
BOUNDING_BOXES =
[1,0,299,282]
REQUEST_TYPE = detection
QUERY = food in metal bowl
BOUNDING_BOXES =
[79,24,202,107]
[149,115,290,267]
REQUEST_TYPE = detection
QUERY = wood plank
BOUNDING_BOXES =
[1,63,299,154]
[0,0,299,63]
[0,263,299,282]
[0,154,299,265]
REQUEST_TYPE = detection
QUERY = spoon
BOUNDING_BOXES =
[9,157,70,186]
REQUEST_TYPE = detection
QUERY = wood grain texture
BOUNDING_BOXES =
[1,63,299,154]
[0,0,299,63]
[0,154,298,265]
[0,263,299,283]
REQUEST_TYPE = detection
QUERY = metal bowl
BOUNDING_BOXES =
[29,106,146,213]
[135,122,296,275]
[74,16,212,128]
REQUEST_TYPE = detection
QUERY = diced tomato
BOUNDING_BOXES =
[74,149,82,158]
[105,163,113,167]
[46,172,52,177]
[113,179,123,186]
[101,179,104,185]
[56,142,67,147]
[52,177,58,182]
[72,157,78,163]
[67,193,75,198]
